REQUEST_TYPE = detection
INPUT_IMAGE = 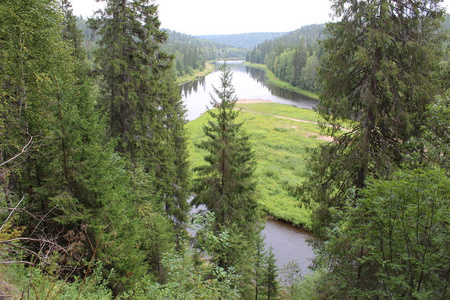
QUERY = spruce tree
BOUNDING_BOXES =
[89,0,189,223]
[192,63,258,229]
[0,0,152,291]
[192,63,260,295]
[301,0,446,239]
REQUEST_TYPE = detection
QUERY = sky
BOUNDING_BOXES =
[72,0,450,36]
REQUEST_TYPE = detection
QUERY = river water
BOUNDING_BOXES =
[182,61,316,277]
[181,60,318,121]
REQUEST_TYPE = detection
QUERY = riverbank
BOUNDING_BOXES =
[186,102,330,228]
[243,62,319,100]
[176,62,215,85]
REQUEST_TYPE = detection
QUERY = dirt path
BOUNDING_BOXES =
[235,100,334,142]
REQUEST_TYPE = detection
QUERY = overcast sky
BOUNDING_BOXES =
[72,0,450,35]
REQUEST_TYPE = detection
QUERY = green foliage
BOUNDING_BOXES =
[0,262,113,300]
[317,168,450,299]
[125,251,241,300]
[280,261,302,300]
[192,63,259,229]
[301,0,446,240]
[124,213,242,299]
[405,92,450,171]
[246,24,325,93]
[187,103,327,227]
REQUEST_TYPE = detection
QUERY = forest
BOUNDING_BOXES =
[0,0,449,299]
[196,32,288,50]
[246,24,325,92]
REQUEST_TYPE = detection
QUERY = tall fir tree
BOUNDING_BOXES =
[192,63,260,295]
[301,0,446,240]
[88,0,189,223]
[0,0,153,291]
[192,63,258,229]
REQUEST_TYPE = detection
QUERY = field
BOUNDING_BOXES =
[186,102,330,228]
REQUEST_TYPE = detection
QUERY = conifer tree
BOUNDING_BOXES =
[0,0,152,291]
[192,63,260,295]
[301,0,446,239]
[192,63,258,229]
[89,0,189,222]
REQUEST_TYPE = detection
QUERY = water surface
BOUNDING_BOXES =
[181,61,318,121]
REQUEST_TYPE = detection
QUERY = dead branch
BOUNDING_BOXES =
[0,261,33,265]
[0,136,33,167]
[0,195,26,232]
[0,237,69,255]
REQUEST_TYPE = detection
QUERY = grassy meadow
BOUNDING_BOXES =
[186,102,330,229]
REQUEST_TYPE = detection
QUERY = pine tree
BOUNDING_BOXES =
[301,0,447,239]
[264,248,279,300]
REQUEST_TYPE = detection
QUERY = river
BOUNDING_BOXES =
[182,61,316,277]
[181,60,318,121]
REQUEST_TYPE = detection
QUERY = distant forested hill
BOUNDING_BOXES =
[196,32,288,49]
[75,19,246,77]
[163,29,247,76]
[246,24,325,92]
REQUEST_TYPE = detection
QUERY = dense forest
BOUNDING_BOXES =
[197,32,288,50]
[75,18,246,77]
[163,30,247,76]
[246,24,325,92]
[1,0,449,299]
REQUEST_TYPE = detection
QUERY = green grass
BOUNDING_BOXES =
[186,103,330,229]
[243,62,320,100]
[176,62,215,85]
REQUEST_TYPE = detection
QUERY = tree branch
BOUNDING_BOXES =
[0,195,26,232]
[0,136,33,167]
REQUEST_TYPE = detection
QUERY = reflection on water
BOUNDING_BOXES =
[263,218,314,277]
[180,61,318,121]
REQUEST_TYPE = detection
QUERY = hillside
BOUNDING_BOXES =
[196,32,288,49]
[246,24,325,93]
[163,29,247,76]
[164,29,247,60]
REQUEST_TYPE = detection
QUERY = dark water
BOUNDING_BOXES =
[262,219,314,277]
[183,61,316,276]
[181,60,318,121]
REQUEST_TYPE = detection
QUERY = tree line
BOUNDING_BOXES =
[162,30,247,77]
[246,24,325,92]
[73,19,248,78]
[197,32,288,50]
